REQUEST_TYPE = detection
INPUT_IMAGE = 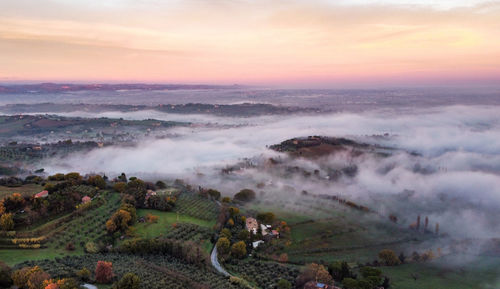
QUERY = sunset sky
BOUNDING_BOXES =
[1,0,499,86]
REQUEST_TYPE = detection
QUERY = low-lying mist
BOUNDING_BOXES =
[43,105,500,243]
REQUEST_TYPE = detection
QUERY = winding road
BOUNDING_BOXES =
[210,245,230,276]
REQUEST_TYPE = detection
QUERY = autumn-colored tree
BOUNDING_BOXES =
[227,218,234,227]
[11,266,50,289]
[85,242,99,254]
[378,249,401,266]
[95,261,114,284]
[231,241,247,259]
[0,212,14,231]
[145,213,159,223]
[106,209,132,233]
[113,182,127,193]
[106,219,118,233]
[256,212,275,224]
[43,278,78,289]
[64,172,82,183]
[278,253,289,263]
[27,270,50,289]
[216,237,230,255]
[220,228,232,239]
[112,273,140,289]
[0,201,5,215]
[296,263,333,287]
[228,207,240,217]
[48,173,65,181]
[76,267,91,281]
[88,175,106,189]
[3,193,24,212]
[44,282,59,289]
[221,197,231,203]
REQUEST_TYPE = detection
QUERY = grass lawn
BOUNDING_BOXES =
[134,209,215,239]
[381,256,500,289]
[0,248,83,266]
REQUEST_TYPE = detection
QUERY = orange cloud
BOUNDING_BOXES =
[0,0,499,85]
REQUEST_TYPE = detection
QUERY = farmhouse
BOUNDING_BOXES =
[252,240,264,248]
[81,195,91,204]
[246,217,258,234]
[261,224,269,236]
[146,190,157,199]
[144,190,157,205]
[34,190,48,198]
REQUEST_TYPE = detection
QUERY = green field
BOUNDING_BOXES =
[243,195,500,289]
[383,256,500,289]
[134,209,215,239]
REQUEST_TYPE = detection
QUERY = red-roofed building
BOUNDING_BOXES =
[34,190,48,198]
[82,196,91,204]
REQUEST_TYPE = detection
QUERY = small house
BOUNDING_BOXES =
[144,190,157,205]
[145,190,157,200]
[252,240,264,248]
[81,196,91,204]
[34,190,49,198]
[260,224,269,236]
[246,217,258,234]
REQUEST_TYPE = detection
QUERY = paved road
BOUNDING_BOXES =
[211,244,230,276]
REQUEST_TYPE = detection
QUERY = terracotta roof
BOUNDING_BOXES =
[34,190,49,198]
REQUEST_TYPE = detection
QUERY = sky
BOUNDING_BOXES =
[1,0,499,86]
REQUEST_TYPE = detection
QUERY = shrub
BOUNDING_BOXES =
[378,249,401,266]
[65,242,75,251]
[0,213,14,231]
[234,189,256,202]
[216,237,230,255]
[95,261,113,284]
[112,272,140,289]
[277,278,292,289]
[113,182,127,193]
[76,267,91,281]
[207,189,221,200]
[256,212,275,224]
[230,241,247,259]
[85,242,99,254]
[12,266,50,289]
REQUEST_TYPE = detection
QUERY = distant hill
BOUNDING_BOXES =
[0,83,242,93]
[270,136,393,158]
[0,102,316,117]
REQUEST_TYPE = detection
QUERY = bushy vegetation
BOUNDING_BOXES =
[173,193,218,221]
[164,223,212,242]
[18,253,246,289]
[225,258,299,289]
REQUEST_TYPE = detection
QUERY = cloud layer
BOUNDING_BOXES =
[1,0,499,84]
